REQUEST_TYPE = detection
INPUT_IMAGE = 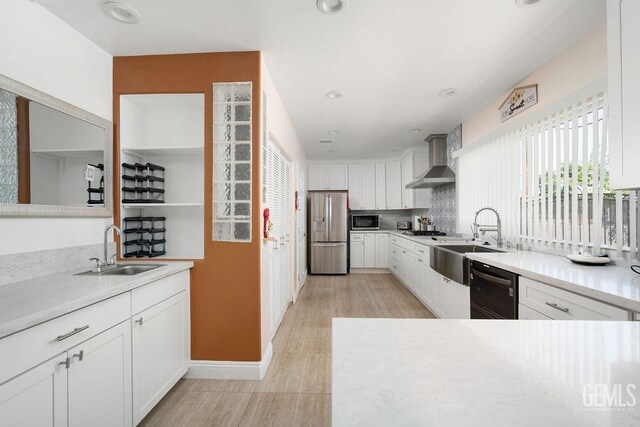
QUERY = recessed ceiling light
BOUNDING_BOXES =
[515,0,542,6]
[409,128,422,134]
[328,149,338,153]
[328,130,340,135]
[319,139,333,144]
[438,88,458,97]
[326,91,343,99]
[100,1,140,24]
[317,0,348,14]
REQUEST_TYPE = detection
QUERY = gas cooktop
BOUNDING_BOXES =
[402,230,446,237]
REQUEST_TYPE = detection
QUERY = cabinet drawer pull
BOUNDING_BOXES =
[57,325,89,341]
[135,317,144,325]
[545,302,570,313]
[73,350,84,362]
[418,249,424,254]
[418,259,424,263]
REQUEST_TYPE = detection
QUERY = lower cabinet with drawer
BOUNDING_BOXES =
[519,277,631,321]
[0,269,190,427]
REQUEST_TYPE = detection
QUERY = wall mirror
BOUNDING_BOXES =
[0,74,112,217]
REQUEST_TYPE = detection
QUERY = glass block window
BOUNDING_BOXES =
[0,89,18,204]
[213,82,252,242]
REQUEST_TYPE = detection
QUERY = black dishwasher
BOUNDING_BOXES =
[469,261,518,319]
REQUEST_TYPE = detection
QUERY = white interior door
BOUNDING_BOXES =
[268,139,293,339]
[295,162,307,299]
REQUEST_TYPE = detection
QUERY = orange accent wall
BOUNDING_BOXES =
[113,52,263,361]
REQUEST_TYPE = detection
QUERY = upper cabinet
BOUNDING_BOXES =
[308,164,348,190]
[374,163,387,210]
[348,164,376,210]
[608,0,640,189]
[385,160,402,209]
[400,151,430,209]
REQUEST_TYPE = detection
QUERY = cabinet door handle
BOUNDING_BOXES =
[135,317,144,325]
[72,350,84,362]
[59,357,70,369]
[545,302,570,313]
[418,259,424,263]
[57,325,89,341]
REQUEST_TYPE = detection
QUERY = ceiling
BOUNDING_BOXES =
[36,0,606,160]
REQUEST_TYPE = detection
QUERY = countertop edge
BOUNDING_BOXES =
[0,261,194,340]
[466,253,640,313]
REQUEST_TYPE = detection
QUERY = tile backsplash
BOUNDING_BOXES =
[430,124,462,235]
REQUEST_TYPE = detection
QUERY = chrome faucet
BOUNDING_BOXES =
[473,207,503,248]
[90,224,122,272]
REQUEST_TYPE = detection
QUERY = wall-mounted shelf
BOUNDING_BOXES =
[122,203,203,208]
[122,146,203,157]
[31,149,103,160]
[119,93,205,260]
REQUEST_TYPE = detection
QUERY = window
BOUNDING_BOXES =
[212,82,252,242]
[458,87,639,258]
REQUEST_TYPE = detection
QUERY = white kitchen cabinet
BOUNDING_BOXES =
[432,272,451,319]
[401,153,415,209]
[413,255,428,300]
[68,321,132,427]
[374,164,386,209]
[364,233,376,268]
[350,240,365,269]
[374,234,388,268]
[449,281,471,319]
[0,355,67,427]
[348,164,375,210]
[308,164,348,190]
[401,151,431,209]
[385,161,402,209]
[422,259,437,309]
[608,0,640,189]
[133,291,190,425]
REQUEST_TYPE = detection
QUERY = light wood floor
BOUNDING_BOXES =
[140,273,435,426]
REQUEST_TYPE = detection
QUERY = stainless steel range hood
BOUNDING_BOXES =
[405,133,455,189]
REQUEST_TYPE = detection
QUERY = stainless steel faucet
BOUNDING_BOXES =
[90,224,122,272]
[473,207,503,248]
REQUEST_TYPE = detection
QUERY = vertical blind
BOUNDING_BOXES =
[458,88,639,259]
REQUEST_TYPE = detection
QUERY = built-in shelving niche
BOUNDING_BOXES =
[119,94,205,259]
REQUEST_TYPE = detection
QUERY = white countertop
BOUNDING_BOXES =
[333,318,640,426]
[467,251,640,313]
[0,261,193,339]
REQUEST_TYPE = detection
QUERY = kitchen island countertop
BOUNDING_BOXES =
[333,318,640,426]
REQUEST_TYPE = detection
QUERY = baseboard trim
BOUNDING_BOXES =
[350,268,391,274]
[186,343,273,381]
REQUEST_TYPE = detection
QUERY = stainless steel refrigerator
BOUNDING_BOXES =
[309,191,348,274]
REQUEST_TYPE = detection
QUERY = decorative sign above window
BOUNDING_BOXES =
[499,84,538,122]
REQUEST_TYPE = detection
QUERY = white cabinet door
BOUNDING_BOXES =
[449,281,471,319]
[348,165,363,210]
[361,164,376,210]
[364,233,376,268]
[433,273,450,318]
[608,0,640,189]
[68,320,132,427]
[403,251,418,293]
[132,292,189,425]
[0,356,67,427]
[308,165,327,190]
[423,263,437,310]
[327,165,348,190]
[401,153,414,209]
[350,241,365,268]
[374,233,388,268]
[414,255,428,300]
[374,163,387,209]
[385,161,402,209]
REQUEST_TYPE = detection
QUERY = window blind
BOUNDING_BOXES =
[458,88,639,260]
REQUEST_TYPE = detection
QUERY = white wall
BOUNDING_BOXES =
[462,24,607,147]
[260,56,307,357]
[0,0,112,255]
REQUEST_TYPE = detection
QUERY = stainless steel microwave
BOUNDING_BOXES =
[351,214,381,230]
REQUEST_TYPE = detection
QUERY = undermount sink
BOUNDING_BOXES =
[431,245,503,285]
[76,264,165,276]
